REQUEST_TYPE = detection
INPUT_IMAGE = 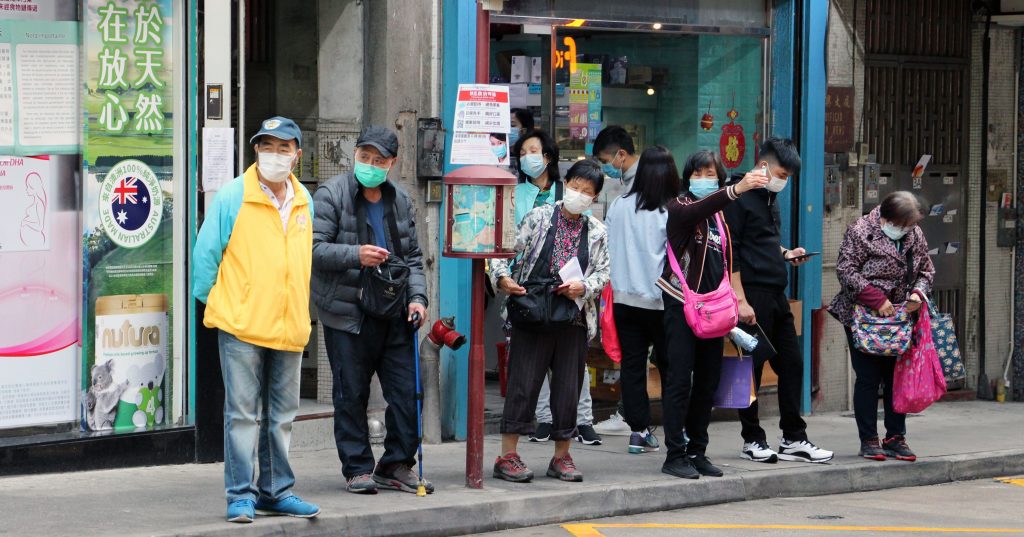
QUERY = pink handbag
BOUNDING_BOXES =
[893,307,946,414]
[666,212,739,339]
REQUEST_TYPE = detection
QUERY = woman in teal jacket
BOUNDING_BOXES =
[513,129,562,226]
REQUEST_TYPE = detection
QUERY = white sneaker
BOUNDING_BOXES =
[778,438,834,463]
[592,412,631,436]
[741,440,778,463]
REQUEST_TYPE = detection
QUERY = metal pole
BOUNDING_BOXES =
[466,2,490,490]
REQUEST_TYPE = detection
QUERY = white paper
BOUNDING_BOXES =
[509,83,529,108]
[15,43,78,149]
[450,132,509,166]
[928,248,940,256]
[202,127,235,192]
[0,155,50,252]
[558,257,586,310]
[911,154,932,178]
[454,84,511,134]
[0,43,13,147]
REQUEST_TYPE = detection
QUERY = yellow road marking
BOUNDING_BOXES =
[561,523,1024,536]
[996,476,1024,488]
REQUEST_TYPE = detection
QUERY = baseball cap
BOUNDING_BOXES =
[249,116,302,147]
[356,125,399,158]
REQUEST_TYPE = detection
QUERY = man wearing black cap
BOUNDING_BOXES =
[311,125,431,494]
[194,116,321,522]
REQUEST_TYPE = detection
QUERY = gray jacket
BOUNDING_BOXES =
[311,173,427,334]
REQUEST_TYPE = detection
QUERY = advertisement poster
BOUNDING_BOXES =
[450,84,511,166]
[0,155,79,429]
[82,0,174,432]
[569,64,602,153]
[0,18,80,155]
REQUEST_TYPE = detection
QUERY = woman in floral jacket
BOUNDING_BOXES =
[489,159,610,484]
[829,191,935,462]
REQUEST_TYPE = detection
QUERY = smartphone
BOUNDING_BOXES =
[789,251,821,262]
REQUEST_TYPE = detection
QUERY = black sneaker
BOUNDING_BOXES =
[529,423,551,442]
[882,435,917,462]
[575,424,602,445]
[859,437,887,461]
[688,453,724,477]
[661,457,700,479]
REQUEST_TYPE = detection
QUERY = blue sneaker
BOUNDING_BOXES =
[628,428,660,454]
[254,495,321,518]
[226,499,255,523]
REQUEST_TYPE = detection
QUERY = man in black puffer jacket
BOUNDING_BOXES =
[311,125,430,495]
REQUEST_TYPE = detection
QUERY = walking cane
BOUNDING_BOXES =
[411,312,427,497]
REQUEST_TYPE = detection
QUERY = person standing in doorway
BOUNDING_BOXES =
[311,125,431,495]
[724,137,834,464]
[193,116,321,523]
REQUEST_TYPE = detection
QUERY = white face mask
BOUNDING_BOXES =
[562,187,594,215]
[765,175,788,193]
[257,152,295,183]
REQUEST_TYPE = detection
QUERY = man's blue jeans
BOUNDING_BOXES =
[219,330,301,504]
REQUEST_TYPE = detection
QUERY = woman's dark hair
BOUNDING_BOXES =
[680,150,728,194]
[879,191,924,227]
[490,132,506,142]
[630,145,681,212]
[512,129,561,184]
[564,159,605,196]
[511,108,534,132]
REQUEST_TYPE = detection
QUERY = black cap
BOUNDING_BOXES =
[355,125,399,158]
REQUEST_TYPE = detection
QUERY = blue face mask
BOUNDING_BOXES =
[491,143,507,160]
[689,178,719,199]
[602,161,622,180]
[508,130,520,148]
[520,154,546,179]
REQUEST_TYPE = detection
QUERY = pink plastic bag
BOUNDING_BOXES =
[599,284,622,363]
[893,307,946,414]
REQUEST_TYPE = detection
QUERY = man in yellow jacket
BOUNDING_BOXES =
[193,116,320,524]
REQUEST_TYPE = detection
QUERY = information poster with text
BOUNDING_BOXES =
[450,84,511,166]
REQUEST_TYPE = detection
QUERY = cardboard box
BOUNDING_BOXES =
[511,56,528,84]
[589,362,662,402]
[530,57,543,84]
[627,66,652,85]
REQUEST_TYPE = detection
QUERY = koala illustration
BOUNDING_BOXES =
[86,360,129,430]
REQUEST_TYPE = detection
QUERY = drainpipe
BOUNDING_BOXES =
[420,335,443,444]
[978,8,993,400]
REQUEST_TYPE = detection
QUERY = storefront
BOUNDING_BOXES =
[0,0,197,473]
[439,0,826,436]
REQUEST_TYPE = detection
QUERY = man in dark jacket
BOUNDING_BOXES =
[311,125,431,495]
[724,137,833,465]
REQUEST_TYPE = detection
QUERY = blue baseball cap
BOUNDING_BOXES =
[249,116,302,147]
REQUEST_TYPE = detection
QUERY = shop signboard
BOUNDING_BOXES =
[450,84,511,166]
[825,86,854,153]
[82,0,175,432]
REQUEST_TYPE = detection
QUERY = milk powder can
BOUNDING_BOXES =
[92,294,168,431]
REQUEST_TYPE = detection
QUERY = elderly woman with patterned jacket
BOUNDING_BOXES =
[829,191,935,463]
[489,159,610,484]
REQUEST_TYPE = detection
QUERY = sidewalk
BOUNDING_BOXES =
[1,401,1021,537]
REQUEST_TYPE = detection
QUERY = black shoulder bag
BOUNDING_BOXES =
[506,210,589,332]
[357,195,410,320]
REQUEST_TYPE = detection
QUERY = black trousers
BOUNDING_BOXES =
[324,319,418,479]
[501,325,588,441]
[662,293,723,461]
[612,303,667,433]
[736,287,808,443]
[845,328,907,441]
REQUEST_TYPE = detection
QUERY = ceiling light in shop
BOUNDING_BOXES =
[653,23,663,30]
[647,88,656,96]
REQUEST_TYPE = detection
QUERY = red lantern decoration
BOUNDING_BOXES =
[719,107,745,169]
[700,98,714,131]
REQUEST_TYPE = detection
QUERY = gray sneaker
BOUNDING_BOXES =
[373,463,435,494]
[346,473,378,495]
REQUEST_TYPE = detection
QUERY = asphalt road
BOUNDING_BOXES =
[482,477,1024,536]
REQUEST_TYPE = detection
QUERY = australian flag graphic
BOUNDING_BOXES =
[110,176,152,231]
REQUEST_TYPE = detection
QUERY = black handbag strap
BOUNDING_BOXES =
[527,208,589,282]
[902,236,915,286]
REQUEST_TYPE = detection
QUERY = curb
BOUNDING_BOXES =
[164,449,1024,537]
